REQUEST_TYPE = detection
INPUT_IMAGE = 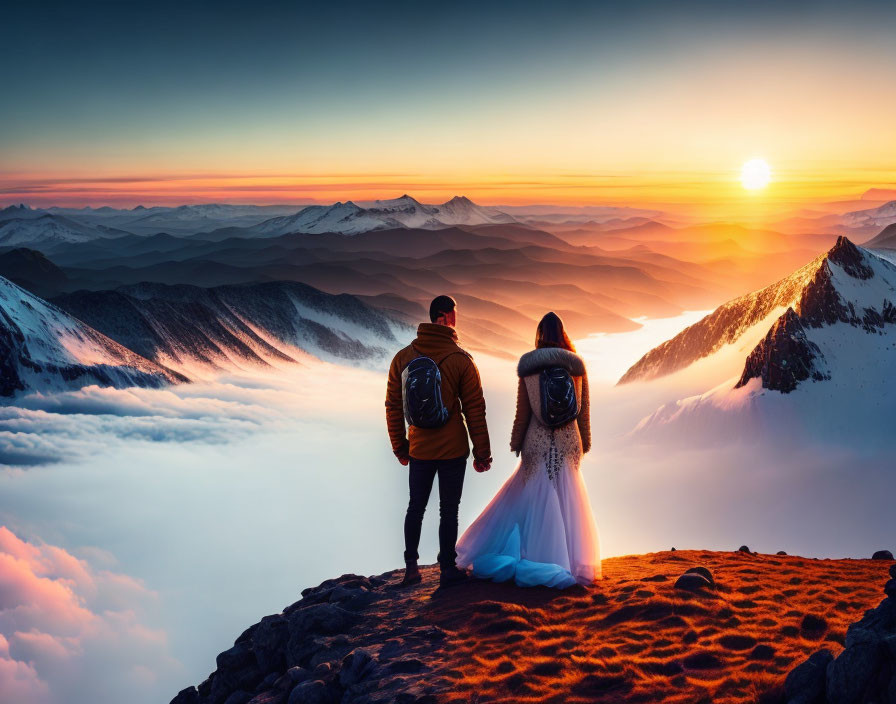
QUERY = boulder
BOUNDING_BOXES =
[825,641,883,704]
[872,550,894,560]
[247,691,285,704]
[287,680,333,704]
[777,551,788,556]
[674,572,713,592]
[222,692,252,704]
[683,566,715,585]
[784,648,832,704]
[252,614,289,673]
[737,545,752,554]
[212,642,264,701]
[170,686,200,704]
[217,642,256,672]
[286,666,311,684]
[340,648,377,688]
[287,603,358,636]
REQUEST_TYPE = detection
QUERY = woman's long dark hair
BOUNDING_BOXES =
[535,311,576,352]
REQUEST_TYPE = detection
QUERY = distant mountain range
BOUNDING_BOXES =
[227,195,516,238]
[843,200,896,229]
[625,237,896,446]
[0,196,518,241]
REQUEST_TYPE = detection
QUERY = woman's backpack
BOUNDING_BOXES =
[401,346,460,429]
[539,366,578,427]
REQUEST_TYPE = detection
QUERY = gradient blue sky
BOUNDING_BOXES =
[2,0,895,206]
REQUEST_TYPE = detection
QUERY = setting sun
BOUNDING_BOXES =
[741,158,772,190]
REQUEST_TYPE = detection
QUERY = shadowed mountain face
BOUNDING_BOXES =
[169,552,892,704]
[52,281,413,376]
[0,247,69,298]
[735,308,830,393]
[0,275,185,398]
[865,222,896,249]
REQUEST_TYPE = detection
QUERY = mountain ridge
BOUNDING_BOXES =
[0,275,186,398]
[618,237,886,385]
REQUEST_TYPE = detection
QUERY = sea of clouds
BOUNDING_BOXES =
[1,316,894,704]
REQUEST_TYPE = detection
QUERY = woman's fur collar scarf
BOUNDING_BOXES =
[517,347,585,377]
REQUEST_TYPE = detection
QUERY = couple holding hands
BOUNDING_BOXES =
[385,295,601,590]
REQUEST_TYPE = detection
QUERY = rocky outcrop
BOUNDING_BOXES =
[784,562,896,704]
[735,308,829,393]
[171,573,444,704]
[173,554,894,704]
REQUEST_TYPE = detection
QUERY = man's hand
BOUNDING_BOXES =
[398,456,410,466]
[473,458,491,473]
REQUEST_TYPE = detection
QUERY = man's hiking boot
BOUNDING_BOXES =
[439,565,469,587]
[399,563,422,587]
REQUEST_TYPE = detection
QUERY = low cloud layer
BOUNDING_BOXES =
[0,365,378,469]
[0,526,182,704]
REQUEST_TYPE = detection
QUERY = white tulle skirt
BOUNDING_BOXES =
[456,454,601,588]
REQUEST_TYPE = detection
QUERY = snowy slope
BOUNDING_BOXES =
[843,200,896,229]
[618,245,832,384]
[248,195,516,237]
[0,275,186,398]
[631,238,896,446]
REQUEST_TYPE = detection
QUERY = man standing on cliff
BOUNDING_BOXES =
[385,295,492,588]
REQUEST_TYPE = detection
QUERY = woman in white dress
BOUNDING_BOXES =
[456,312,601,588]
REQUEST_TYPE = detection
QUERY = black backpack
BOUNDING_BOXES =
[401,346,460,429]
[540,366,578,428]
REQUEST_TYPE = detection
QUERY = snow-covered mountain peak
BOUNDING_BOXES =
[631,239,896,445]
[618,237,890,385]
[248,195,516,236]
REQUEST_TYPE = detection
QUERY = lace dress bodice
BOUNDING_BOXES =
[520,374,583,481]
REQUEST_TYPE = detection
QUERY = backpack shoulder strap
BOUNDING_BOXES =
[434,348,471,367]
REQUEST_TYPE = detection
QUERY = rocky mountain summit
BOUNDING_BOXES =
[170,550,893,704]
[619,237,896,386]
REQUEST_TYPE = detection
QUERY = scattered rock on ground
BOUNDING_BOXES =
[738,545,752,554]
[777,551,788,556]
[683,566,715,585]
[675,572,714,592]
[872,550,894,560]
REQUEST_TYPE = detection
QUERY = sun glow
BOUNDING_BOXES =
[740,159,772,190]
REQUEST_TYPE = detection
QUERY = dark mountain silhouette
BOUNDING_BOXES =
[864,222,896,249]
[0,247,69,297]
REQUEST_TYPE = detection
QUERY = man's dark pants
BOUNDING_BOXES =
[403,456,466,570]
